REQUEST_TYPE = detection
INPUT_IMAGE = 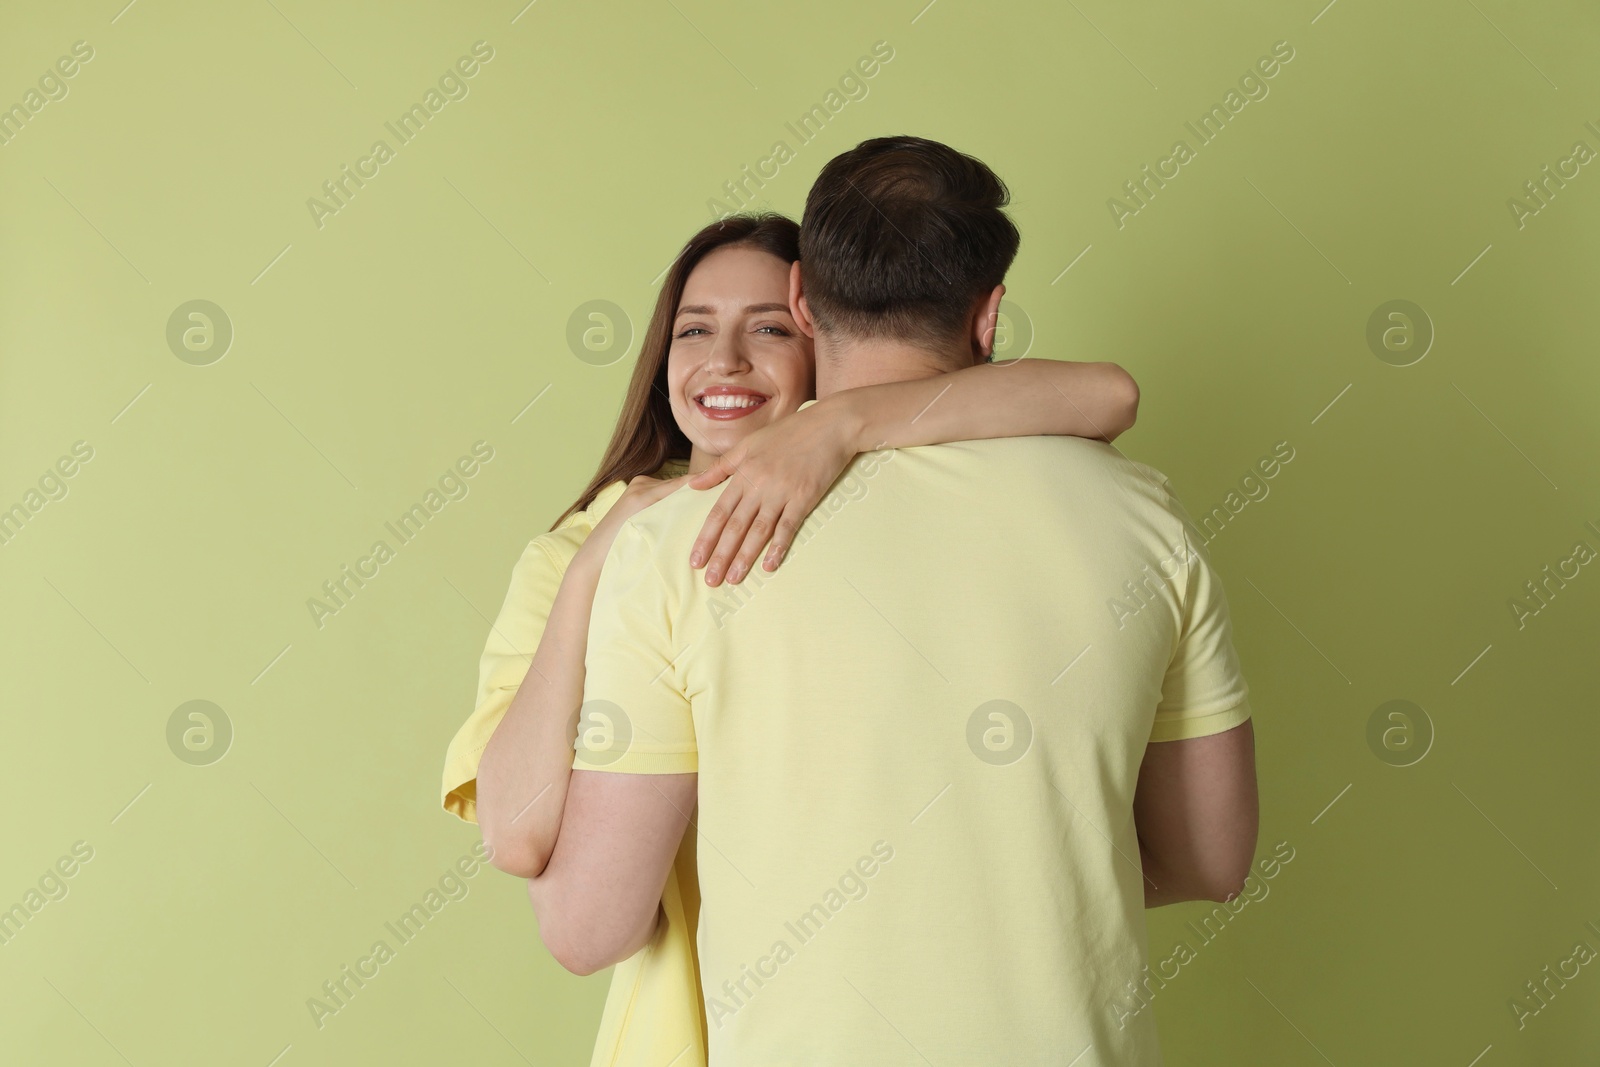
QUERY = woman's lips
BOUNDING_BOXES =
[693,389,769,421]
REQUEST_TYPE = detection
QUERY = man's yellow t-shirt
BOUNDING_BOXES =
[441,458,709,1067]
[578,435,1250,1065]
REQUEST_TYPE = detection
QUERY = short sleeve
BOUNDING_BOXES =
[1151,520,1252,742]
[441,538,567,822]
[576,521,697,775]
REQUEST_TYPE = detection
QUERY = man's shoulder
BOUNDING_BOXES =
[614,483,719,555]
[904,435,1174,487]
[615,437,1182,548]
[892,437,1187,537]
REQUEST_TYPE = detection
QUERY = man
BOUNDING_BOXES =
[534,136,1257,1064]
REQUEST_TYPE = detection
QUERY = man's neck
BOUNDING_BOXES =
[813,334,973,398]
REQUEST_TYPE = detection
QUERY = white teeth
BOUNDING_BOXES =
[699,394,764,410]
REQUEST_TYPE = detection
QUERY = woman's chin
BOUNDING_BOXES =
[693,412,770,449]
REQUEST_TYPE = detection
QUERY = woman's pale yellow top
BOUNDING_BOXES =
[441,460,707,1067]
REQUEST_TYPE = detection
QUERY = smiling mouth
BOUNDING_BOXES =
[694,390,769,420]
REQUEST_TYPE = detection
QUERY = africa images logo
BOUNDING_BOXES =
[1107,40,1297,229]
[305,41,496,230]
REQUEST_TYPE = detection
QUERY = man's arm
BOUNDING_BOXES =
[527,769,696,975]
[1134,719,1258,907]
[1136,508,1258,907]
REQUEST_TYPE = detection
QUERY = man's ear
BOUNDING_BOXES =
[789,261,816,339]
[973,283,1007,361]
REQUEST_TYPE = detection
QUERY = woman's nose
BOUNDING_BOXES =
[706,328,747,372]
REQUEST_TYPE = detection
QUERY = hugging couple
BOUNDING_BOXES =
[442,135,1258,1065]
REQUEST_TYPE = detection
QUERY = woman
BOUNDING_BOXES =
[441,213,1139,1066]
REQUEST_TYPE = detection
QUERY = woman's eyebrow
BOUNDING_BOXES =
[675,302,792,317]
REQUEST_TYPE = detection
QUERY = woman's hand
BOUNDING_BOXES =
[577,473,694,569]
[687,402,861,586]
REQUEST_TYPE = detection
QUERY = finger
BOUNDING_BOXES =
[657,472,695,493]
[762,479,829,571]
[691,481,744,569]
[703,493,764,587]
[688,456,733,491]
[724,500,785,584]
[761,506,804,572]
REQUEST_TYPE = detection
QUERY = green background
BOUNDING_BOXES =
[2,0,1596,1063]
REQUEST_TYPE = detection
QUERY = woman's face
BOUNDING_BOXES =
[666,244,814,465]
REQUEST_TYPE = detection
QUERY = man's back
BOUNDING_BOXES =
[582,435,1251,1065]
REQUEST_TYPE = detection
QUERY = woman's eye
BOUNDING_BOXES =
[676,327,708,338]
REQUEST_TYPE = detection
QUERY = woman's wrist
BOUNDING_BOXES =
[814,388,875,455]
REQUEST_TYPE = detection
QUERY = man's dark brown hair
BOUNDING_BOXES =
[799,135,1021,347]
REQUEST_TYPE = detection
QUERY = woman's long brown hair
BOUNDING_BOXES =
[549,213,801,530]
